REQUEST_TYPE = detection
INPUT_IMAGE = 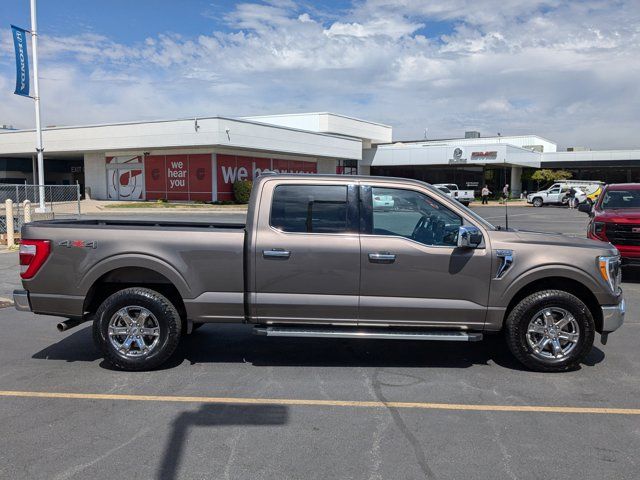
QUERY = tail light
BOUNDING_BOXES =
[19,239,51,279]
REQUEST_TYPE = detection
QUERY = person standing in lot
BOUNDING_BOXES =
[502,184,509,204]
[481,185,491,204]
[568,186,577,209]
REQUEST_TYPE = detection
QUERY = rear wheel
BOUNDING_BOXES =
[532,197,544,207]
[93,287,182,371]
[505,290,594,372]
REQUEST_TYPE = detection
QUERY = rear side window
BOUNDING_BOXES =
[270,185,355,233]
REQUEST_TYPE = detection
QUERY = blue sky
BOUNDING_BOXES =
[1,0,639,148]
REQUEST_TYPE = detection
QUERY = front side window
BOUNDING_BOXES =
[367,187,462,246]
[270,185,355,233]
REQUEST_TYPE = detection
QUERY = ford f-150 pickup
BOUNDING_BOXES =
[14,174,625,372]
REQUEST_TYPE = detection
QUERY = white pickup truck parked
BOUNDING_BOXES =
[434,184,474,206]
[527,181,604,207]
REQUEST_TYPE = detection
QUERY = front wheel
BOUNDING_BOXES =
[532,197,544,207]
[93,287,182,371]
[505,290,595,372]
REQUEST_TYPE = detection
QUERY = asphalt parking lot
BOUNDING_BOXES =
[0,206,638,480]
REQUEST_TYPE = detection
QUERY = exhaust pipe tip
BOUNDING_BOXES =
[57,318,84,332]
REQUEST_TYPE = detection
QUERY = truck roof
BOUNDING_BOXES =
[605,183,640,190]
[256,172,435,189]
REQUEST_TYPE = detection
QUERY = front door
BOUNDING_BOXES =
[546,186,562,204]
[359,185,492,329]
[254,182,360,324]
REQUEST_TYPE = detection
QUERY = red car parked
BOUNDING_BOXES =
[581,183,640,266]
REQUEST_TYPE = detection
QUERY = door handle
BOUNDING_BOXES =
[263,249,291,259]
[368,252,396,264]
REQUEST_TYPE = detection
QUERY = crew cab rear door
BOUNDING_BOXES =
[358,184,492,329]
[252,181,360,324]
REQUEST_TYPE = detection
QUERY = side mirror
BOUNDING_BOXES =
[577,203,592,214]
[457,225,483,248]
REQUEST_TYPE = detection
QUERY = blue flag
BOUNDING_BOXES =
[11,25,30,97]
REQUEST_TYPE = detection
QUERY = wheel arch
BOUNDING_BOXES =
[503,276,603,332]
[82,265,188,324]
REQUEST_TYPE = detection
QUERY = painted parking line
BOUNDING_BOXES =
[1,390,639,415]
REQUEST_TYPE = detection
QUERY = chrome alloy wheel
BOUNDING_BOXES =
[108,306,160,358]
[526,307,580,360]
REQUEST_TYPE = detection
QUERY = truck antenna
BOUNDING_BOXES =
[504,161,509,230]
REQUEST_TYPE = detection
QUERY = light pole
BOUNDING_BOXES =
[30,0,46,212]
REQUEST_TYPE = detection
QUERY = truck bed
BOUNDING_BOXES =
[20,218,247,321]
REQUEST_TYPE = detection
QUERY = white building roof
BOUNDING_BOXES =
[541,149,640,163]
[0,115,364,160]
[363,142,541,168]
[243,112,393,144]
[396,134,557,153]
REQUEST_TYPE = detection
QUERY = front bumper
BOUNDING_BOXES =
[13,289,31,312]
[601,298,625,333]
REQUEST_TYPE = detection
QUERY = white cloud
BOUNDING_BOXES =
[1,0,639,148]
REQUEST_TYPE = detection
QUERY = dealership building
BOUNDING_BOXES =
[0,112,639,200]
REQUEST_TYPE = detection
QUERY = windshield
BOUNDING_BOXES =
[601,189,640,209]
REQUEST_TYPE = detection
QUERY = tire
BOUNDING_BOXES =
[532,197,544,207]
[505,289,595,372]
[93,287,182,371]
[461,201,470,207]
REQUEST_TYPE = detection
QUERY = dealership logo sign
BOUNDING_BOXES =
[449,147,467,164]
[471,151,498,160]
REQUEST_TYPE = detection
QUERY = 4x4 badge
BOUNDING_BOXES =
[58,240,97,249]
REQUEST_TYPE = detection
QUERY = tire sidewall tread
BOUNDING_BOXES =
[505,289,595,372]
[93,287,182,371]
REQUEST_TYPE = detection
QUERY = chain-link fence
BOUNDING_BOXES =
[0,184,81,234]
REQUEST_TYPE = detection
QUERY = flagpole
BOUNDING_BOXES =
[30,0,46,212]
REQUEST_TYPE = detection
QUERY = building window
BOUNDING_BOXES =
[337,159,358,175]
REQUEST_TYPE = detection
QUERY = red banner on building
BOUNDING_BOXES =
[140,153,315,201]
[216,155,317,201]
[144,154,213,201]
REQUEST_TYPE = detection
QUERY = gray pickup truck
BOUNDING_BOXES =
[14,174,624,372]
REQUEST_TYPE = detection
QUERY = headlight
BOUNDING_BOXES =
[598,255,621,293]
[592,222,606,240]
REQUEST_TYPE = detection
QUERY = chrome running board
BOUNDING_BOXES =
[253,326,482,342]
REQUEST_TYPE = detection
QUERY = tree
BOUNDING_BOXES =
[531,169,572,189]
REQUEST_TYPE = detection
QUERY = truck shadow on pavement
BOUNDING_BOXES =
[31,325,102,362]
[172,326,606,372]
[31,323,606,372]
[156,403,288,480]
